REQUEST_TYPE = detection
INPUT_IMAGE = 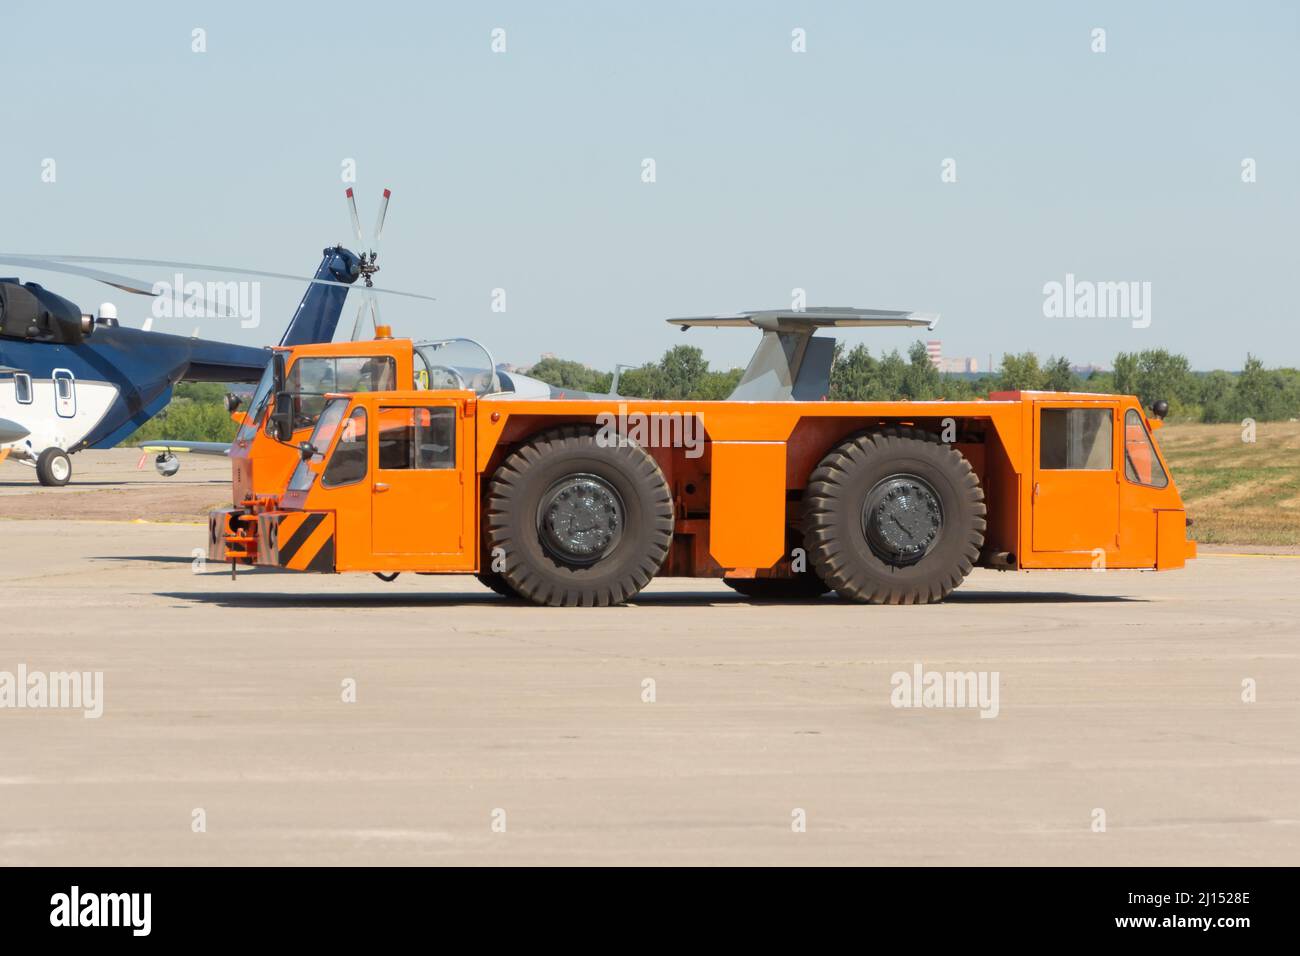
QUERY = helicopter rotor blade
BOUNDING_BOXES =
[0,255,237,318]
[371,188,391,259]
[0,254,436,301]
[367,289,381,334]
[349,298,369,341]
[345,188,364,246]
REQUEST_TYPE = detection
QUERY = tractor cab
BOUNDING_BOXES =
[260,389,479,574]
[1007,391,1193,570]
[226,335,503,506]
[228,337,416,506]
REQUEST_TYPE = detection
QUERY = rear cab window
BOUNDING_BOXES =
[1039,407,1113,470]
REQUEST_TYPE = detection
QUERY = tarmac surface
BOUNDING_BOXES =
[1,451,1298,865]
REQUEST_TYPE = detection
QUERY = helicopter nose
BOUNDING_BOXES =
[0,417,30,444]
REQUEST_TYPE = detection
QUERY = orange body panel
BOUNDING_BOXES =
[708,442,788,568]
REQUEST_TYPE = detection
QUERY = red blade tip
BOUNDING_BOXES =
[346,187,354,197]
[383,188,391,198]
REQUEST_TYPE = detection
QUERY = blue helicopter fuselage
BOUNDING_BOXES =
[0,246,360,465]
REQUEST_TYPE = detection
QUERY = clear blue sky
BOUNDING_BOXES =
[4,1,1296,372]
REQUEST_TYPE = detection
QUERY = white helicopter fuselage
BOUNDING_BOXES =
[0,370,119,464]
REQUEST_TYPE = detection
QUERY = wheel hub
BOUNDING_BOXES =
[538,474,624,565]
[862,474,943,566]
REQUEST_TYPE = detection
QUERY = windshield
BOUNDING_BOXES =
[236,361,276,443]
[287,397,350,492]
[414,339,499,395]
[276,355,397,434]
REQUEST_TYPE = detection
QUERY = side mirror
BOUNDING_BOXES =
[1150,399,1169,420]
[298,441,317,462]
[270,392,295,441]
[224,392,243,413]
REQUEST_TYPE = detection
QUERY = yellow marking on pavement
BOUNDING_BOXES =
[1202,552,1300,559]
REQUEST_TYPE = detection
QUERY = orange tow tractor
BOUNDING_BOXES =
[209,370,1196,605]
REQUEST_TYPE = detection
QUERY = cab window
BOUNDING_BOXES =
[278,356,397,431]
[377,407,456,470]
[322,408,369,487]
[287,398,349,492]
[1123,409,1168,488]
[1040,408,1113,470]
[14,373,32,404]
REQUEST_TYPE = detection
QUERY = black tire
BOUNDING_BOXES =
[804,428,985,604]
[486,425,673,607]
[475,571,519,599]
[36,448,72,487]
[723,574,829,600]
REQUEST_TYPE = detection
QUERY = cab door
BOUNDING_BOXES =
[1031,401,1119,554]
[370,397,473,569]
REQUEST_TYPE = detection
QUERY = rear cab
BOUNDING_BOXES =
[998,391,1195,570]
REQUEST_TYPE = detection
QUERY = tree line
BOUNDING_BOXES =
[130,382,239,443]
[530,342,1300,423]
[128,343,1300,445]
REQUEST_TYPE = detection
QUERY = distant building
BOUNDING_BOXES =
[937,356,980,374]
[927,340,979,374]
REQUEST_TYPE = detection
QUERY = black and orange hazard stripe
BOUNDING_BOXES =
[263,511,336,572]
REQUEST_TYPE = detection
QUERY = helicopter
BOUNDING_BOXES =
[0,188,430,485]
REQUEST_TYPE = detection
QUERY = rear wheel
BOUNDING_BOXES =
[36,448,72,487]
[486,426,674,607]
[804,428,985,604]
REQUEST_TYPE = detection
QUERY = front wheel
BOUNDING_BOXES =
[486,426,674,607]
[36,448,72,487]
[804,428,985,604]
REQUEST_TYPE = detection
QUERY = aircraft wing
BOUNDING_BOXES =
[137,441,230,456]
[669,307,939,331]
